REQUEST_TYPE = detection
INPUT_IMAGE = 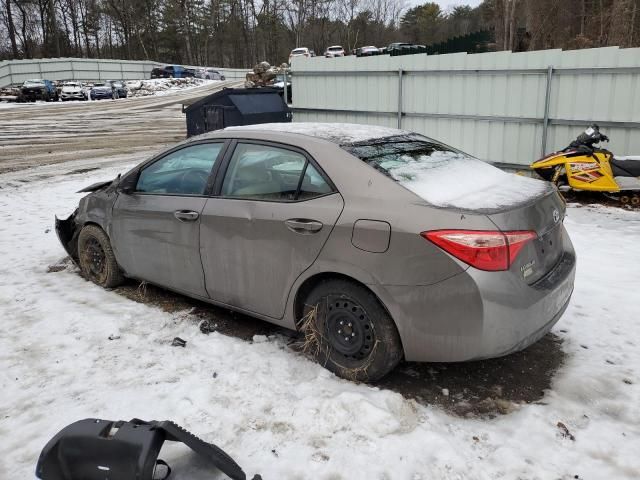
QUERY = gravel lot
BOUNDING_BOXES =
[0,80,236,174]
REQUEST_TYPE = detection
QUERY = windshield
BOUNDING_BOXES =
[292,49,307,54]
[93,83,106,87]
[24,80,45,86]
[328,46,343,51]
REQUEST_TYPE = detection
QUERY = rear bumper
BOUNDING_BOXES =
[372,228,576,362]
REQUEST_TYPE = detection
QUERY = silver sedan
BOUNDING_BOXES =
[56,123,575,381]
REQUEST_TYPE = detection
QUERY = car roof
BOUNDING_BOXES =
[192,122,412,146]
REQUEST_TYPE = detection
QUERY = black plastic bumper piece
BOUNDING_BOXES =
[54,211,79,260]
[36,418,256,480]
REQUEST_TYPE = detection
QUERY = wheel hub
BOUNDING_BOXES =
[325,298,375,360]
[83,238,106,279]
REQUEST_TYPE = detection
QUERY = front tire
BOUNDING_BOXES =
[302,279,403,382]
[77,225,124,288]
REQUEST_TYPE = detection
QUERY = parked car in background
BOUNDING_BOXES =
[356,46,380,56]
[151,65,194,79]
[60,81,88,101]
[90,82,116,100]
[185,68,198,78]
[57,123,575,383]
[198,68,226,80]
[289,47,311,62]
[107,80,128,98]
[386,42,425,54]
[386,42,412,53]
[20,79,58,102]
[324,45,346,57]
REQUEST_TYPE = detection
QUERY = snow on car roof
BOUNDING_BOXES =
[226,122,411,145]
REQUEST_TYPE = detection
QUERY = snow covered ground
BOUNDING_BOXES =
[0,158,639,479]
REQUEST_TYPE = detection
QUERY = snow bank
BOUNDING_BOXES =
[387,151,551,210]
[125,78,219,97]
[227,122,410,145]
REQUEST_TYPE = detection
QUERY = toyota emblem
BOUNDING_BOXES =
[552,209,560,223]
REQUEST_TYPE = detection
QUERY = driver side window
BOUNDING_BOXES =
[136,143,223,195]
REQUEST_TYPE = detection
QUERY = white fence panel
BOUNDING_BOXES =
[0,58,250,87]
[291,47,640,165]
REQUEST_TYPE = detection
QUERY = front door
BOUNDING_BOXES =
[199,141,344,319]
[110,142,225,297]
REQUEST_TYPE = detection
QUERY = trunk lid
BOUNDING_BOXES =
[487,188,566,284]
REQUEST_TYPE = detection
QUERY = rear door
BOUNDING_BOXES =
[110,141,226,296]
[200,140,344,319]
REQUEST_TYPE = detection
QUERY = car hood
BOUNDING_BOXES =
[92,86,111,92]
[62,87,82,92]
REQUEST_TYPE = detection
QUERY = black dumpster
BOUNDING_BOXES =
[184,87,291,137]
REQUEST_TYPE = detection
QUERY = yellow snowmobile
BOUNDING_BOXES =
[531,125,640,206]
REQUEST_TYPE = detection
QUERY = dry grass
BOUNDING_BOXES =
[298,303,329,363]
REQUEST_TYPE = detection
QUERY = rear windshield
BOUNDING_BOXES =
[292,49,307,54]
[24,80,45,86]
[328,47,343,51]
[342,134,462,179]
[342,134,550,210]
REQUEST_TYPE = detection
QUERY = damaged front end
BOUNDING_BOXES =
[55,210,80,262]
[54,176,121,263]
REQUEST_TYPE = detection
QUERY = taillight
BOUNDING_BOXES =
[422,230,537,271]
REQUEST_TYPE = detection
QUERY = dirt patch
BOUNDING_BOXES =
[114,279,285,341]
[378,334,565,417]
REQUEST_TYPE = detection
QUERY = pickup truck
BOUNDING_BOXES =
[19,79,58,102]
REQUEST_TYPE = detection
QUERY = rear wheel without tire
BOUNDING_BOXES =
[302,279,403,382]
[77,225,124,288]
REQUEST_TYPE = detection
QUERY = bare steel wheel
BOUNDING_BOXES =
[325,298,375,360]
[77,225,124,288]
[302,279,403,382]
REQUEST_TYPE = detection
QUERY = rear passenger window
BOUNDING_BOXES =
[221,143,333,201]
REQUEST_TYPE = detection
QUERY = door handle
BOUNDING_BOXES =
[284,219,323,234]
[174,210,199,222]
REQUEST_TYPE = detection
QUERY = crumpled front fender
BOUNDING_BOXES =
[55,210,79,261]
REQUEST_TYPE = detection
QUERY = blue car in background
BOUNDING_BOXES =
[90,82,116,100]
[151,65,196,79]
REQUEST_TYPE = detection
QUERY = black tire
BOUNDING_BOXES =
[302,279,403,382]
[77,225,124,288]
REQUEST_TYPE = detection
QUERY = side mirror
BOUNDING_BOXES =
[118,172,138,194]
